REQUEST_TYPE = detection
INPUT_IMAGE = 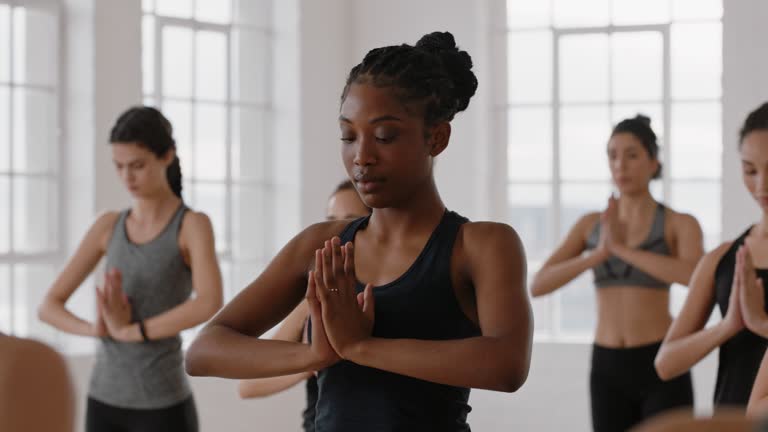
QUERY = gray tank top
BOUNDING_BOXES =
[89,204,193,409]
[585,203,671,289]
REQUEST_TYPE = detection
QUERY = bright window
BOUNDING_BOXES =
[142,0,275,311]
[506,0,723,339]
[0,0,60,338]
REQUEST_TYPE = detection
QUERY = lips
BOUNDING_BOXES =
[353,173,384,193]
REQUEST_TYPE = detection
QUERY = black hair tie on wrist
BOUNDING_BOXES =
[138,320,149,342]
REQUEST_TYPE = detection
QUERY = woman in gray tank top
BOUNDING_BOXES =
[530,115,705,431]
[38,106,223,432]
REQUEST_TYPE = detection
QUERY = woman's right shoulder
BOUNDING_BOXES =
[88,211,122,250]
[573,212,601,237]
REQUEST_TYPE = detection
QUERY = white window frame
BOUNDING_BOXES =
[0,0,63,336]
[142,1,275,303]
[505,2,723,342]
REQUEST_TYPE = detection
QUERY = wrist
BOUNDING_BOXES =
[717,318,741,340]
[342,338,371,363]
[116,323,141,342]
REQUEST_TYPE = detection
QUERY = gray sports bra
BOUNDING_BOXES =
[585,203,671,289]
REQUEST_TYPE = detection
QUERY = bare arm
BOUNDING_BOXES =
[611,213,704,286]
[531,213,606,297]
[238,301,313,398]
[186,222,344,379]
[655,242,739,380]
[748,348,768,416]
[37,212,118,337]
[112,212,224,342]
[339,223,533,392]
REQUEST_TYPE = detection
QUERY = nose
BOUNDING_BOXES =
[354,135,377,166]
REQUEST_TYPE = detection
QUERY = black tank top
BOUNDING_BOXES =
[313,210,481,431]
[302,375,318,432]
[714,226,768,406]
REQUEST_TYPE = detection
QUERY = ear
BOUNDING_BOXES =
[163,148,176,167]
[427,122,451,157]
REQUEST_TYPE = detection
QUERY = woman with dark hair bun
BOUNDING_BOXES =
[38,106,224,432]
[187,31,533,431]
[657,102,768,409]
[531,114,704,431]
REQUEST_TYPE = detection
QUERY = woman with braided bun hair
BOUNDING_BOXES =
[187,31,533,431]
[531,115,704,431]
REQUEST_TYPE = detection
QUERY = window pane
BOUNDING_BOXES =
[11,7,25,84]
[553,0,610,27]
[671,103,721,179]
[13,5,57,86]
[190,183,227,253]
[13,177,57,253]
[142,0,155,13]
[195,31,227,101]
[612,32,663,102]
[193,103,227,181]
[671,181,720,249]
[142,15,155,96]
[232,185,264,260]
[233,0,272,27]
[508,183,551,260]
[672,23,721,100]
[559,272,597,336]
[156,0,192,18]
[559,34,609,103]
[272,184,299,254]
[507,0,550,29]
[13,88,57,174]
[161,26,193,98]
[560,183,612,240]
[0,264,9,333]
[232,106,267,182]
[0,5,9,82]
[508,31,552,104]
[508,107,552,181]
[0,176,8,253]
[232,28,269,104]
[13,264,56,338]
[0,86,8,171]
[560,106,611,181]
[672,0,722,20]
[196,0,232,24]
[611,0,669,25]
[162,101,192,176]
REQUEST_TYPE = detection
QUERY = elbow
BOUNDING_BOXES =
[653,350,676,381]
[184,340,210,377]
[529,278,545,298]
[37,300,52,324]
[494,361,530,393]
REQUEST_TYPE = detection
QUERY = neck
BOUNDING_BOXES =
[755,214,768,237]
[131,191,181,222]
[368,177,445,241]
[617,188,655,219]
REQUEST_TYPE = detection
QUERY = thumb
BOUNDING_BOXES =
[362,284,375,320]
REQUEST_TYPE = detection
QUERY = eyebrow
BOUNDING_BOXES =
[338,115,403,124]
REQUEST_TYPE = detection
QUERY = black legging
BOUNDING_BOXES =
[590,342,693,432]
[85,396,198,432]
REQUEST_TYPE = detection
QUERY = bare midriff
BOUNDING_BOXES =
[594,286,672,348]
